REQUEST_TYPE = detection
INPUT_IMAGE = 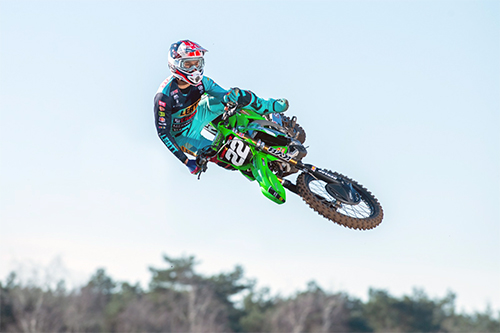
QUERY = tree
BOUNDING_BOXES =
[105,282,143,332]
[206,265,253,332]
[146,254,234,332]
[364,288,456,332]
[1,254,499,332]
[264,281,352,332]
[441,307,500,333]
[64,268,116,332]
[239,287,275,332]
[0,272,68,332]
[0,273,17,331]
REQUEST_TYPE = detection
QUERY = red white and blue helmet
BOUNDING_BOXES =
[168,40,207,86]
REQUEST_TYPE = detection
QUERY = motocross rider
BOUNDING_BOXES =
[154,40,289,174]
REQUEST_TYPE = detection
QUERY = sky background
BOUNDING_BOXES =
[1,0,499,314]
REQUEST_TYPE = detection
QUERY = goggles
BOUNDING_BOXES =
[179,57,204,73]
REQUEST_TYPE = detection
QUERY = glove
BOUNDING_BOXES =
[223,87,254,106]
[223,88,242,105]
[186,159,200,174]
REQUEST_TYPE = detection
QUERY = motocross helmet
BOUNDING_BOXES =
[168,40,207,86]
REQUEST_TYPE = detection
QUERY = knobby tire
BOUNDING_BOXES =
[296,171,383,230]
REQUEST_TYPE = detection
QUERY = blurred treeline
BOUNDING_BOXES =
[1,254,498,333]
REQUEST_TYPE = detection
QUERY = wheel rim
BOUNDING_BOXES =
[307,177,375,219]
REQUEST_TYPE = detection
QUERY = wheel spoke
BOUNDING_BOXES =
[297,171,383,230]
[308,179,373,219]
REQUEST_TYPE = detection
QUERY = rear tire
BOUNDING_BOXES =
[296,171,383,230]
[282,115,306,144]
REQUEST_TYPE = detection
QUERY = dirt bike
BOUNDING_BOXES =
[195,99,384,230]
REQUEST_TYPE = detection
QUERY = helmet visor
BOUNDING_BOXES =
[180,57,204,73]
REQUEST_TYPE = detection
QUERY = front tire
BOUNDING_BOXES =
[296,171,383,230]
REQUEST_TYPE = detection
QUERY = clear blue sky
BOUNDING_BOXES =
[1,0,499,313]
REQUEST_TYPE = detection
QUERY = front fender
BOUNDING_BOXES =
[251,151,286,204]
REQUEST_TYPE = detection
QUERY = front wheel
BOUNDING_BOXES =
[296,171,383,230]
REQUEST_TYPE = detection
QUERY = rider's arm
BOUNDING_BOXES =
[203,76,257,108]
[154,93,190,166]
[202,76,228,100]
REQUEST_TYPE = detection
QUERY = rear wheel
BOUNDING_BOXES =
[296,171,383,230]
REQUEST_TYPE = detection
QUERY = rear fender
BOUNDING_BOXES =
[251,151,286,204]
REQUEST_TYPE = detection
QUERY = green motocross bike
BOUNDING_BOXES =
[196,99,384,230]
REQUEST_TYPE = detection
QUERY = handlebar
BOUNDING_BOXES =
[222,101,239,122]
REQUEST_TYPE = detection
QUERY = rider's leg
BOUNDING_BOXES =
[174,135,212,157]
[174,96,220,156]
[237,90,289,115]
[250,95,288,115]
[176,97,237,171]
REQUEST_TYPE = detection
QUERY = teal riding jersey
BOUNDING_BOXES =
[154,76,282,165]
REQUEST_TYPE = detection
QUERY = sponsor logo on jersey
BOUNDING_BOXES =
[172,121,191,132]
[179,97,201,117]
[180,146,196,157]
[159,134,178,153]
[180,111,196,122]
[159,101,166,107]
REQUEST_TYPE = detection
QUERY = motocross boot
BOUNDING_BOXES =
[273,98,289,113]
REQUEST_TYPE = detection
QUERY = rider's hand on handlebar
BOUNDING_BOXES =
[195,154,209,173]
[186,159,201,175]
[222,101,238,121]
[223,87,242,105]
